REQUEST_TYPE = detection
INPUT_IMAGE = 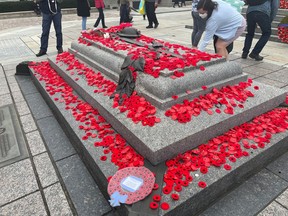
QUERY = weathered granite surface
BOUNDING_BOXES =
[49,56,286,165]
[70,40,247,109]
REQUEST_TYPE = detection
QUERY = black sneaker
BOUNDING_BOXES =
[249,53,263,61]
[146,26,153,29]
[154,23,159,29]
[36,50,46,57]
[241,52,248,59]
[58,48,63,54]
[103,26,108,28]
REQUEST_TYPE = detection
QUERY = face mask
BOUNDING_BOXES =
[199,13,208,19]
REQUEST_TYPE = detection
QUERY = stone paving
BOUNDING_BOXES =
[0,7,288,216]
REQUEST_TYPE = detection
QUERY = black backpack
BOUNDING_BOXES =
[245,0,269,6]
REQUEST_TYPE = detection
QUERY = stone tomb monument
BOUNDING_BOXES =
[29,27,288,215]
[57,29,284,166]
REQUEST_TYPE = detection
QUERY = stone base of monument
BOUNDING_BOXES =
[29,65,288,216]
[47,56,285,165]
[27,27,288,215]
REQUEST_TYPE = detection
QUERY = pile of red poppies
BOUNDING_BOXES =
[278,24,288,43]
[165,79,257,123]
[56,52,160,127]
[29,61,145,169]
[280,0,288,9]
[79,25,220,78]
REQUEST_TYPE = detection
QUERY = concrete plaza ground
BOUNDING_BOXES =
[0,7,288,216]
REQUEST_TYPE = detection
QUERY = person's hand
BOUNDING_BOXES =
[155,3,158,8]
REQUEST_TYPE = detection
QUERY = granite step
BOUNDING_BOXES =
[28,60,288,216]
[47,54,285,165]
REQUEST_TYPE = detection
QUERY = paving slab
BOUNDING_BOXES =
[258,201,288,216]
[33,152,58,188]
[0,159,38,206]
[264,68,288,84]
[16,75,39,96]
[0,192,47,216]
[44,183,73,215]
[276,189,288,209]
[199,169,288,216]
[15,101,30,116]
[26,130,47,156]
[266,151,288,181]
[56,155,112,216]
[0,94,12,107]
[25,92,53,120]
[19,114,37,133]
[253,77,287,88]
[37,116,76,161]
[242,65,274,77]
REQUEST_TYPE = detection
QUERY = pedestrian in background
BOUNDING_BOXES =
[145,0,159,28]
[173,0,180,7]
[36,0,63,57]
[94,0,108,28]
[180,0,186,7]
[241,0,279,61]
[119,0,130,23]
[197,0,246,59]
[77,0,91,32]
[191,0,206,48]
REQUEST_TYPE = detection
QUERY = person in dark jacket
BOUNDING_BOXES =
[145,0,159,29]
[119,0,130,23]
[94,0,107,28]
[77,0,91,32]
[36,0,63,57]
[241,0,279,61]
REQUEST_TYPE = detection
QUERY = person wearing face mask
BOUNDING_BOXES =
[197,0,246,59]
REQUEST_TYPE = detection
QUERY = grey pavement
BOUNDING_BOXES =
[0,7,288,216]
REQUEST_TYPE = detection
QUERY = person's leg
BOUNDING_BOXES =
[94,8,102,27]
[40,13,52,52]
[251,12,271,56]
[100,8,107,28]
[52,12,63,52]
[82,17,87,30]
[192,12,205,47]
[120,4,125,23]
[242,12,257,57]
[145,2,153,27]
[215,39,228,59]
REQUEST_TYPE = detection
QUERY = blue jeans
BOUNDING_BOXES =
[191,11,206,47]
[82,17,87,30]
[242,11,271,55]
[40,12,63,52]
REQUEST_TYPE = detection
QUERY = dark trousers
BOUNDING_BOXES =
[94,7,105,27]
[191,11,206,47]
[40,12,62,52]
[173,0,180,7]
[120,4,129,23]
[145,2,158,27]
[242,11,271,55]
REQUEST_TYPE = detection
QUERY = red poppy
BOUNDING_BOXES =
[153,194,161,202]
[161,202,170,210]
[198,181,207,188]
[171,193,180,200]
[150,202,159,210]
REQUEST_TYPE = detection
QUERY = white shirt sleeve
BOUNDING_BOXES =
[198,19,218,51]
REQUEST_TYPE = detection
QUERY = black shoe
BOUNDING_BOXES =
[103,26,108,28]
[241,52,248,59]
[154,23,159,29]
[36,50,46,57]
[93,24,98,28]
[58,48,63,54]
[146,25,153,29]
[249,53,263,61]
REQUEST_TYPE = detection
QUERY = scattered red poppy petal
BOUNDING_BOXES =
[150,202,159,210]
[171,193,179,200]
[153,194,161,202]
[161,202,170,210]
[198,181,207,188]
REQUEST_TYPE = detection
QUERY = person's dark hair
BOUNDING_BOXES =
[197,0,218,19]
